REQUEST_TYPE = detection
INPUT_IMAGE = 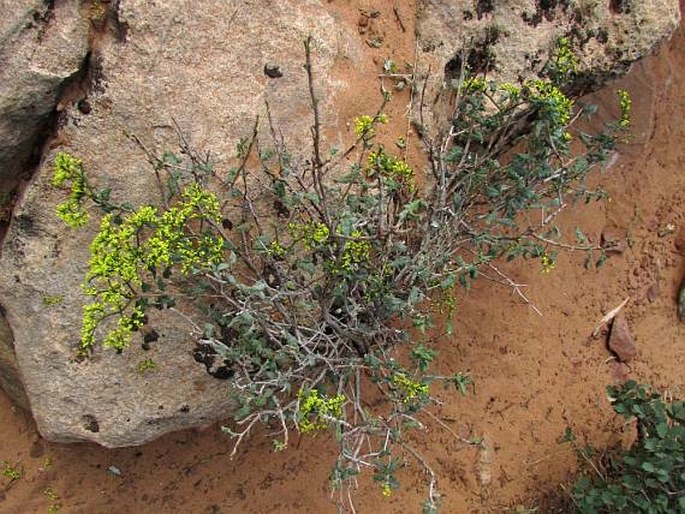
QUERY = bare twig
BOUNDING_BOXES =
[531,233,599,252]
[480,260,544,317]
[592,297,630,338]
[392,6,406,32]
[303,36,328,222]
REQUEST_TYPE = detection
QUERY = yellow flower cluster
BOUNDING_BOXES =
[266,240,286,258]
[353,113,388,139]
[540,254,556,274]
[392,373,429,404]
[338,229,372,272]
[288,221,330,250]
[526,79,574,127]
[617,89,632,128]
[52,152,89,228]
[289,221,371,274]
[367,148,414,183]
[81,184,224,350]
[500,82,522,97]
[463,76,487,93]
[51,152,82,188]
[297,388,346,434]
[552,37,579,78]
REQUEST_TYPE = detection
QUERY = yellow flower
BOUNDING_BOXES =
[541,254,556,274]
[297,389,346,434]
[617,89,632,128]
[353,114,388,139]
[392,373,429,403]
[267,240,286,257]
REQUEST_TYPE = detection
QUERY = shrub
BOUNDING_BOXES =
[53,37,628,510]
[572,382,685,513]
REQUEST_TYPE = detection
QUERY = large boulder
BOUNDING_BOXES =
[0,0,360,447]
[0,311,29,411]
[0,0,90,188]
[416,0,681,135]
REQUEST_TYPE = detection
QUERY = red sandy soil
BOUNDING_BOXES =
[1,3,683,513]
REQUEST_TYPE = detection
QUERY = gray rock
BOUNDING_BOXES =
[0,0,361,447]
[608,314,637,363]
[678,278,685,322]
[0,311,29,411]
[415,0,680,137]
[0,0,90,187]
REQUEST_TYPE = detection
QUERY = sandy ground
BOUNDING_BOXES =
[1,2,684,513]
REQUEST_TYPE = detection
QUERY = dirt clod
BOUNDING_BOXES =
[674,225,685,255]
[29,439,45,458]
[601,225,628,255]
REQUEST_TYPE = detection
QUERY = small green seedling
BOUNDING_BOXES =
[2,461,22,481]
[136,358,158,374]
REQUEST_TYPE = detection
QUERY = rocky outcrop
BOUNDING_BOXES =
[0,0,360,447]
[0,0,89,424]
[0,311,29,411]
[0,1,90,188]
[416,0,681,135]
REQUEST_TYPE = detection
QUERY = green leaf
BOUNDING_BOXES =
[641,461,656,473]
[440,274,456,289]
[596,253,608,268]
[557,426,576,444]
[410,344,437,373]
[156,295,175,309]
[621,474,640,490]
